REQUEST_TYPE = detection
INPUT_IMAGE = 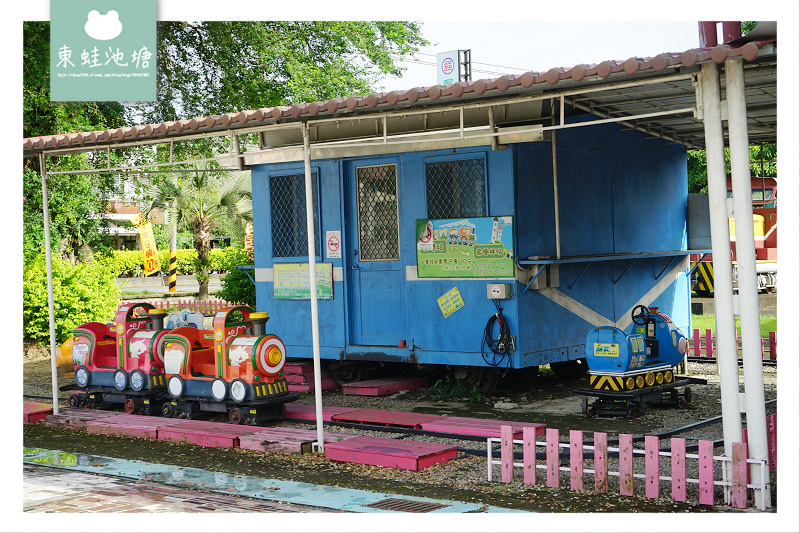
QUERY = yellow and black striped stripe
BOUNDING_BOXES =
[692,262,714,294]
[590,370,675,391]
[168,251,177,292]
[252,379,288,398]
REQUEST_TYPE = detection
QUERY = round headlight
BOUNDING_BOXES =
[268,347,282,366]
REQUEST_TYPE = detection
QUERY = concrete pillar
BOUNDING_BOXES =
[725,57,771,508]
[699,62,742,492]
[39,153,60,416]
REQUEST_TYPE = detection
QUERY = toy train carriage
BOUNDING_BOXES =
[71,303,170,396]
[161,306,293,421]
[585,305,687,392]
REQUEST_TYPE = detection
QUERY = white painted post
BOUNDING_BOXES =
[725,57,771,508]
[699,62,742,492]
[303,124,325,453]
[39,153,60,416]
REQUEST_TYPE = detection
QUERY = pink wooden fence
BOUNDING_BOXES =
[689,328,777,360]
[120,299,231,316]
[488,414,777,511]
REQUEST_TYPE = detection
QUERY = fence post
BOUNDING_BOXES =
[693,328,701,356]
[705,328,713,357]
[671,437,687,502]
[645,435,659,499]
[501,425,514,484]
[594,432,608,494]
[768,413,777,471]
[522,426,536,486]
[618,433,633,496]
[569,430,583,492]
[731,442,748,508]
[768,331,776,360]
[546,428,559,489]
[698,439,715,505]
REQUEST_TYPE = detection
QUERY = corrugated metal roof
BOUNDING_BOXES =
[22,40,775,155]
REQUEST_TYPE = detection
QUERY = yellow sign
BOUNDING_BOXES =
[593,342,619,357]
[437,287,465,318]
[130,214,160,276]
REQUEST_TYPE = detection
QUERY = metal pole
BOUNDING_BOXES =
[303,123,325,452]
[551,100,561,259]
[725,57,770,508]
[699,62,741,492]
[39,153,60,416]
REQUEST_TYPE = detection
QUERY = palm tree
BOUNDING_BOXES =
[141,164,251,299]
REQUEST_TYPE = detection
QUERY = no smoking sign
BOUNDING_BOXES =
[326,230,341,259]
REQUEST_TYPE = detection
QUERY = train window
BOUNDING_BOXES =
[426,157,486,219]
[269,171,321,258]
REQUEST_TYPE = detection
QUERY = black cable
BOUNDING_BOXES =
[481,299,513,376]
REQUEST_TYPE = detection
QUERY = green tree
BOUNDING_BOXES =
[687,144,777,194]
[139,167,251,299]
[137,21,428,123]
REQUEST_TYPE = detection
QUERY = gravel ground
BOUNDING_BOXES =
[22,343,778,512]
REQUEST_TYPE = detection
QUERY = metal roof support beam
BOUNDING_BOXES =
[302,122,324,453]
[38,153,60,416]
[699,61,741,503]
[725,56,771,509]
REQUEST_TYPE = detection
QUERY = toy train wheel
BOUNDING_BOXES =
[167,375,185,398]
[684,387,692,404]
[229,379,247,403]
[228,407,243,425]
[68,394,81,408]
[211,378,228,402]
[75,366,89,388]
[113,369,128,391]
[124,399,136,414]
[162,402,176,418]
[130,370,145,392]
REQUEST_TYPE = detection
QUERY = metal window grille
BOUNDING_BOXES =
[356,164,399,261]
[426,158,486,219]
[270,172,320,257]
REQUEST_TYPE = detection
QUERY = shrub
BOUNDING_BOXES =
[23,253,121,344]
[216,247,255,307]
[111,248,244,277]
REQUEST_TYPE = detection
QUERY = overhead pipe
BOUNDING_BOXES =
[725,57,771,508]
[698,62,741,497]
[302,123,325,452]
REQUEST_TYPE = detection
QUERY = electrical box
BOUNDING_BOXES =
[487,283,511,299]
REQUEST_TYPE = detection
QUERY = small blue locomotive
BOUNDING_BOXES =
[577,305,699,416]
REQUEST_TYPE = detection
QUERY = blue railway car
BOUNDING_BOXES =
[249,112,691,392]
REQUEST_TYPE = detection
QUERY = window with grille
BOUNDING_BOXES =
[426,157,487,219]
[270,171,320,258]
[356,164,399,261]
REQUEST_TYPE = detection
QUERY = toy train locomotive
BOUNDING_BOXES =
[575,305,704,416]
[65,303,298,425]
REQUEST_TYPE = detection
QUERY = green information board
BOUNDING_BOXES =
[416,216,514,278]
[273,263,334,300]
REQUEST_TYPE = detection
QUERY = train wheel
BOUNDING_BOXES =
[113,369,128,391]
[167,375,185,398]
[75,366,89,388]
[211,378,228,402]
[68,394,81,408]
[161,402,176,418]
[124,399,136,414]
[228,407,243,425]
[130,370,145,392]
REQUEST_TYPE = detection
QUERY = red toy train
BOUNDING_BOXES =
[66,303,297,424]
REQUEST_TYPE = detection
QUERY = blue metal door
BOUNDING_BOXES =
[349,162,406,345]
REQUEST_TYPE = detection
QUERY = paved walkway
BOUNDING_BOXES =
[24,464,322,513]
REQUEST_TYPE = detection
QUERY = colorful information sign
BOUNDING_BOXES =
[273,263,334,300]
[437,287,465,318]
[129,213,160,276]
[416,216,514,278]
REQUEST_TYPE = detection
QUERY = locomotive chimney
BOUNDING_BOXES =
[250,312,269,336]
[148,308,167,330]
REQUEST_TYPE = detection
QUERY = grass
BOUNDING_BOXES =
[691,314,776,338]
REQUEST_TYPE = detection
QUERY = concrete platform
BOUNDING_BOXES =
[324,436,458,471]
[84,413,189,439]
[157,420,267,448]
[238,427,355,454]
[45,408,122,431]
[284,403,358,422]
[23,401,53,423]
[420,416,547,439]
